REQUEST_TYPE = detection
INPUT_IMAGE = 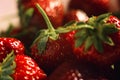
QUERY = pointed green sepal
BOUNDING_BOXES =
[0,50,16,80]
[74,13,120,53]
[95,13,111,23]
[75,34,88,48]
[84,36,93,51]
[93,36,104,53]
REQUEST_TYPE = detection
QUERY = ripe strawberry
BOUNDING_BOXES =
[30,4,75,74]
[63,9,88,25]
[31,32,75,73]
[1,26,37,52]
[48,59,108,80]
[0,51,47,80]
[68,0,118,16]
[0,37,25,62]
[18,0,64,28]
[73,13,120,67]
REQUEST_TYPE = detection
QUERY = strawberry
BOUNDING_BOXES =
[18,0,64,28]
[30,4,76,74]
[31,32,75,74]
[1,26,37,53]
[0,37,25,62]
[0,51,47,80]
[68,0,119,16]
[48,59,108,80]
[73,13,120,67]
[63,9,88,25]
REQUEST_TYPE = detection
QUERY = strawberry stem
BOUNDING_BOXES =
[31,3,60,53]
[36,3,55,31]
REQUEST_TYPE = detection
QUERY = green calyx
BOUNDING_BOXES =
[75,13,119,53]
[32,3,59,53]
[33,3,118,54]
[0,50,16,80]
[33,4,81,53]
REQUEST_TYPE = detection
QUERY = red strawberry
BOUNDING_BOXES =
[1,26,38,52]
[73,13,120,67]
[68,0,119,16]
[30,4,75,74]
[0,37,25,62]
[48,59,109,80]
[63,9,88,25]
[0,51,47,80]
[18,0,64,28]
[31,32,75,73]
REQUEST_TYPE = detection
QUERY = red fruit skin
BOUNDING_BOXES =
[9,27,37,50]
[69,0,110,16]
[20,0,64,28]
[73,16,120,67]
[0,38,25,62]
[31,32,75,74]
[48,59,108,80]
[63,9,88,24]
[12,54,47,80]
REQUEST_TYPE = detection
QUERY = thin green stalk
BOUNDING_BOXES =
[36,3,55,31]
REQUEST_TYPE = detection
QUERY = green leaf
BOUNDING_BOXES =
[87,16,96,26]
[0,51,16,80]
[75,29,86,38]
[95,13,111,23]
[105,36,114,46]
[97,23,116,46]
[32,30,47,44]
[102,36,114,46]
[93,36,103,53]
[2,66,15,75]
[75,34,88,47]
[85,36,93,51]
[32,30,49,53]
[32,28,59,53]
[103,23,118,34]
[0,75,13,80]
[2,51,14,66]
[37,35,49,53]
[2,55,15,69]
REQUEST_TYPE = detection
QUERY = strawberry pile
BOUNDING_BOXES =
[0,0,120,80]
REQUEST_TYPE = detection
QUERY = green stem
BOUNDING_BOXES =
[36,3,55,31]
[55,24,94,33]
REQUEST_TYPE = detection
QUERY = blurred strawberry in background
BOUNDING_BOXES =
[68,0,120,17]
[48,59,110,80]
[63,9,88,24]
[18,0,64,29]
